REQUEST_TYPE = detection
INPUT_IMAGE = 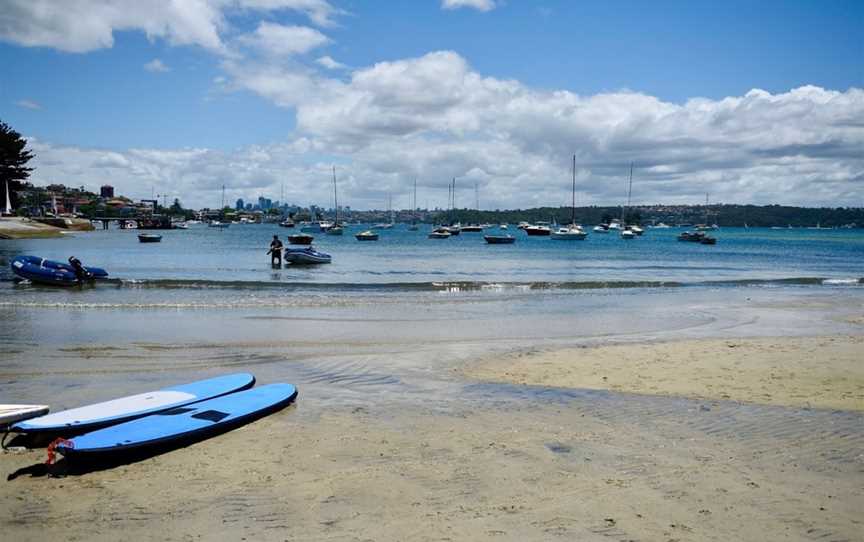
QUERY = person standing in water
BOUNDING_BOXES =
[68,256,90,284]
[268,235,284,266]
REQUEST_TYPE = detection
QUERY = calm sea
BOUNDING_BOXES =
[1,224,861,291]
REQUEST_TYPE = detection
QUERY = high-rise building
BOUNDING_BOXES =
[236,198,245,211]
[100,185,114,198]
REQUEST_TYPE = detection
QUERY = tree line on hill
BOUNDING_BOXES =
[434,204,862,228]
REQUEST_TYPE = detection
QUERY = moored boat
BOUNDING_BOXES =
[288,233,314,245]
[10,255,109,286]
[524,223,551,236]
[484,234,515,244]
[428,228,451,239]
[284,246,332,264]
[355,230,379,241]
[138,233,162,243]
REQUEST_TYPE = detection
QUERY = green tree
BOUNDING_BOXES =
[0,120,35,209]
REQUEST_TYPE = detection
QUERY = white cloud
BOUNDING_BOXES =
[144,58,170,72]
[0,0,342,54]
[441,0,497,12]
[15,99,42,110]
[237,22,330,57]
[65,48,860,210]
[316,55,346,70]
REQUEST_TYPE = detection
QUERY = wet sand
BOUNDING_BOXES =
[465,335,864,411]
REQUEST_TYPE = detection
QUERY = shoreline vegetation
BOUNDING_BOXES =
[465,335,864,411]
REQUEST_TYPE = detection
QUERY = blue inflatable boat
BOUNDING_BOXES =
[10,255,109,286]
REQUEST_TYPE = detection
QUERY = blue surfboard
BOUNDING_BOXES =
[13,373,256,434]
[56,383,297,456]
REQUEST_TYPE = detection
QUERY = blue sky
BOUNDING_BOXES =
[0,0,862,209]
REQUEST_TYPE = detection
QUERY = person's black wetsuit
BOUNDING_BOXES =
[68,256,89,283]
[269,236,284,266]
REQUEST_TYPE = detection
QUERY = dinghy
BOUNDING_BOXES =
[138,233,162,243]
[10,255,108,286]
[54,383,297,457]
[12,373,255,434]
[484,234,515,244]
[284,246,331,264]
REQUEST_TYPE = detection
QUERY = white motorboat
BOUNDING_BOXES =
[428,228,452,239]
[524,223,551,236]
[593,224,610,233]
[551,225,587,240]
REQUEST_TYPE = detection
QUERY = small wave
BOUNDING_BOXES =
[822,278,863,285]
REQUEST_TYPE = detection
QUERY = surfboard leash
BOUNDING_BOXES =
[44,438,73,466]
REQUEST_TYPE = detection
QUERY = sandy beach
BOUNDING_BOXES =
[2,286,863,541]
[465,335,864,411]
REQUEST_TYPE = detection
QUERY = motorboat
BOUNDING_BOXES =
[288,233,314,245]
[279,219,295,228]
[445,223,461,235]
[499,224,508,230]
[284,246,331,265]
[300,221,331,233]
[460,224,483,232]
[138,233,162,243]
[355,230,379,241]
[593,224,610,233]
[484,234,515,244]
[325,224,344,235]
[551,225,587,240]
[524,223,551,236]
[10,255,109,286]
[677,231,706,242]
[627,225,644,236]
[208,220,229,228]
[608,219,623,230]
[621,228,636,240]
[428,228,452,239]
[653,222,670,229]
[516,221,530,230]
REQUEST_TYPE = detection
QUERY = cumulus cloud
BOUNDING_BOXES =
[0,0,342,53]
[237,22,330,57]
[441,0,497,12]
[144,59,170,72]
[15,99,42,110]
[62,48,861,210]
[316,55,346,70]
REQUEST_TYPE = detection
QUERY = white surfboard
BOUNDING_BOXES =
[12,373,255,434]
[0,404,50,426]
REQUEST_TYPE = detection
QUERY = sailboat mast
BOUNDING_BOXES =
[221,184,225,210]
[332,166,338,225]
[571,154,576,225]
[622,162,633,224]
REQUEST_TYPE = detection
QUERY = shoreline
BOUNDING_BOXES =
[463,334,864,411]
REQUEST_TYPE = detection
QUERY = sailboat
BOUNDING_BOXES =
[408,178,419,231]
[620,164,636,239]
[325,166,343,235]
[551,155,588,240]
[374,195,394,229]
[209,185,230,227]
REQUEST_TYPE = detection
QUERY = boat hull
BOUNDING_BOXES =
[10,255,109,286]
[284,248,331,264]
[484,235,515,244]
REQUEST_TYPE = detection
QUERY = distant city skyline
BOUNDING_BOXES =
[1,0,862,210]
